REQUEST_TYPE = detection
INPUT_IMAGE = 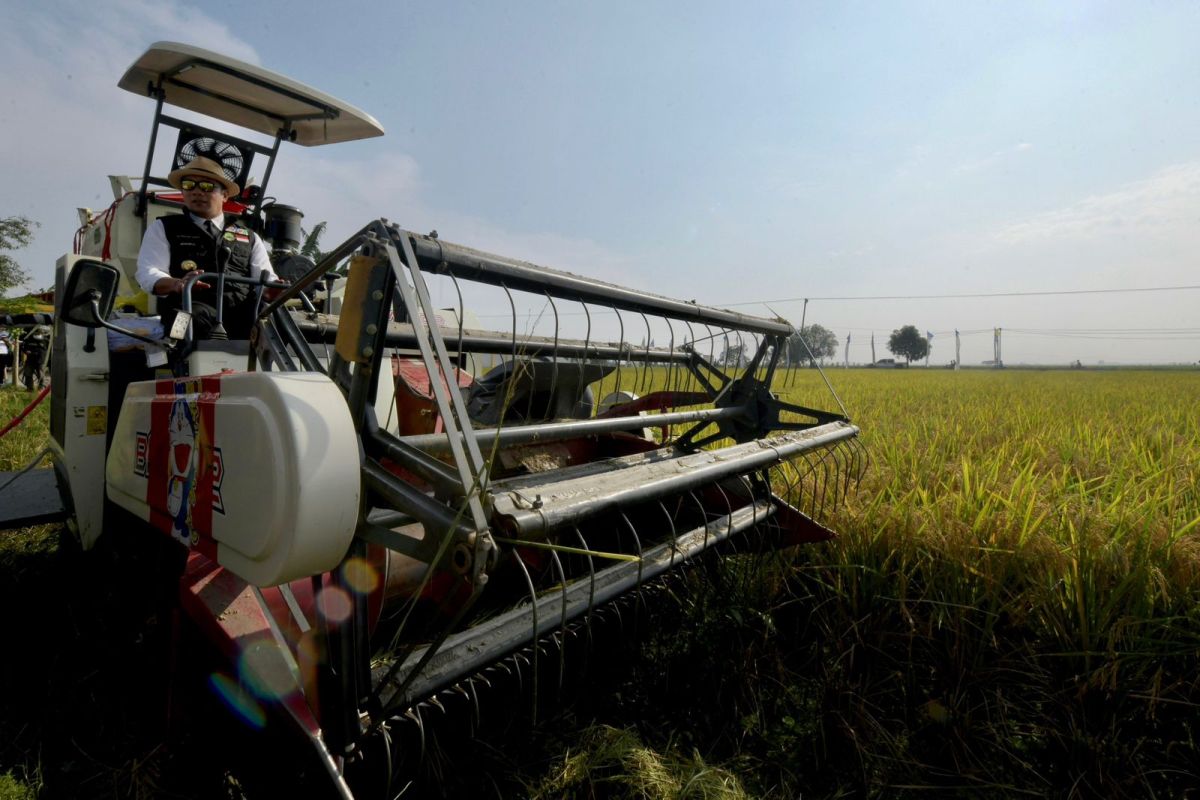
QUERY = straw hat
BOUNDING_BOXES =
[167,156,239,195]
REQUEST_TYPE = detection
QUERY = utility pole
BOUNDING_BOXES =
[844,332,850,368]
[954,329,961,370]
[797,297,810,370]
[993,327,1003,368]
[870,332,876,364]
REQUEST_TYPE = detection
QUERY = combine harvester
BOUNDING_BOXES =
[0,43,864,796]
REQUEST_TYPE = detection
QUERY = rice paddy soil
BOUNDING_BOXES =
[2,367,1199,798]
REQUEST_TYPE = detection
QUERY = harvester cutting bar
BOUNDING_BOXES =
[490,421,858,538]
[374,496,776,713]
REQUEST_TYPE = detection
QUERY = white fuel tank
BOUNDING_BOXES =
[106,371,361,586]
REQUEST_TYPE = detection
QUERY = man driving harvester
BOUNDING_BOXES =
[135,156,279,340]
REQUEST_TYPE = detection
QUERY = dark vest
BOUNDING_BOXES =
[158,214,259,338]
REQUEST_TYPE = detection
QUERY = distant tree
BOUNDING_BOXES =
[300,221,327,262]
[0,216,38,296]
[788,324,838,366]
[888,325,929,364]
[722,340,746,368]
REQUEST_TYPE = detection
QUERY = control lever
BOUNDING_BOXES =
[209,242,232,340]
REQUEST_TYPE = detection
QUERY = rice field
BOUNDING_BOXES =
[2,368,1199,797]
[581,366,1200,798]
[537,366,1200,798]
[781,367,1200,796]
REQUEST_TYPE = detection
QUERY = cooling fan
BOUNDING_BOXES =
[174,137,246,185]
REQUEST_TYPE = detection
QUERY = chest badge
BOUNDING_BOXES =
[223,225,252,245]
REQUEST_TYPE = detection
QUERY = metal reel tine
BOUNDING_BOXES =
[806,450,825,520]
[579,301,592,384]
[686,490,711,551]
[608,595,624,631]
[445,269,466,386]
[637,312,653,395]
[619,511,645,585]
[775,461,803,510]
[511,557,539,718]
[658,500,679,568]
[683,320,698,394]
[665,317,678,404]
[507,652,524,694]
[835,440,855,506]
[404,706,426,764]
[466,677,482,731]
[713,480,735,538]
[810,447,831,519]
[500,281,518,362]
[612,304,626,401]
[819,444,840,517]
[572,526,597,634]
[854,434,870,481]
[544,290,560,421]
[822,441,843,509]
[802,448,826,519]
[548,550,569,697]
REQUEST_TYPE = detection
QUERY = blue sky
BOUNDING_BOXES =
[2,0,1198,364]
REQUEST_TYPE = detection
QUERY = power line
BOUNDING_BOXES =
[810,325,1200,335]
[724,283,1200,306]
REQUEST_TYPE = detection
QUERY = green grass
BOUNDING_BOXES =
[0,384,50,472]
[0,771,38,800]
[0,386,50,800]
[527,725,750,800]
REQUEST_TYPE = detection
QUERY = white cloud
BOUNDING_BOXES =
[994,161,1200,244]
[955,141,1034,174]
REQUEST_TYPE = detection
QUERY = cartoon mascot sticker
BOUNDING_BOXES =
[166,392,198,544]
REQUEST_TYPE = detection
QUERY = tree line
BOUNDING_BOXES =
[723,323,932,367]
[0,216,37,297]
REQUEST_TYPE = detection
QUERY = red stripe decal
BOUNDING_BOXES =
[143,375,223,555]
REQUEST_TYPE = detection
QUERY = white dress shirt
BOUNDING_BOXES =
[135,212,277,294]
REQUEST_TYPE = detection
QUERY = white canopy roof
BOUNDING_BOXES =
[119,42,385,146]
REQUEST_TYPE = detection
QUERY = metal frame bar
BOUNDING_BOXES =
[397,405,745,456]
[490,421,859,538]
[405,234,792,336]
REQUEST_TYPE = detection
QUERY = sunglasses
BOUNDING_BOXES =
[180,178,221,193]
